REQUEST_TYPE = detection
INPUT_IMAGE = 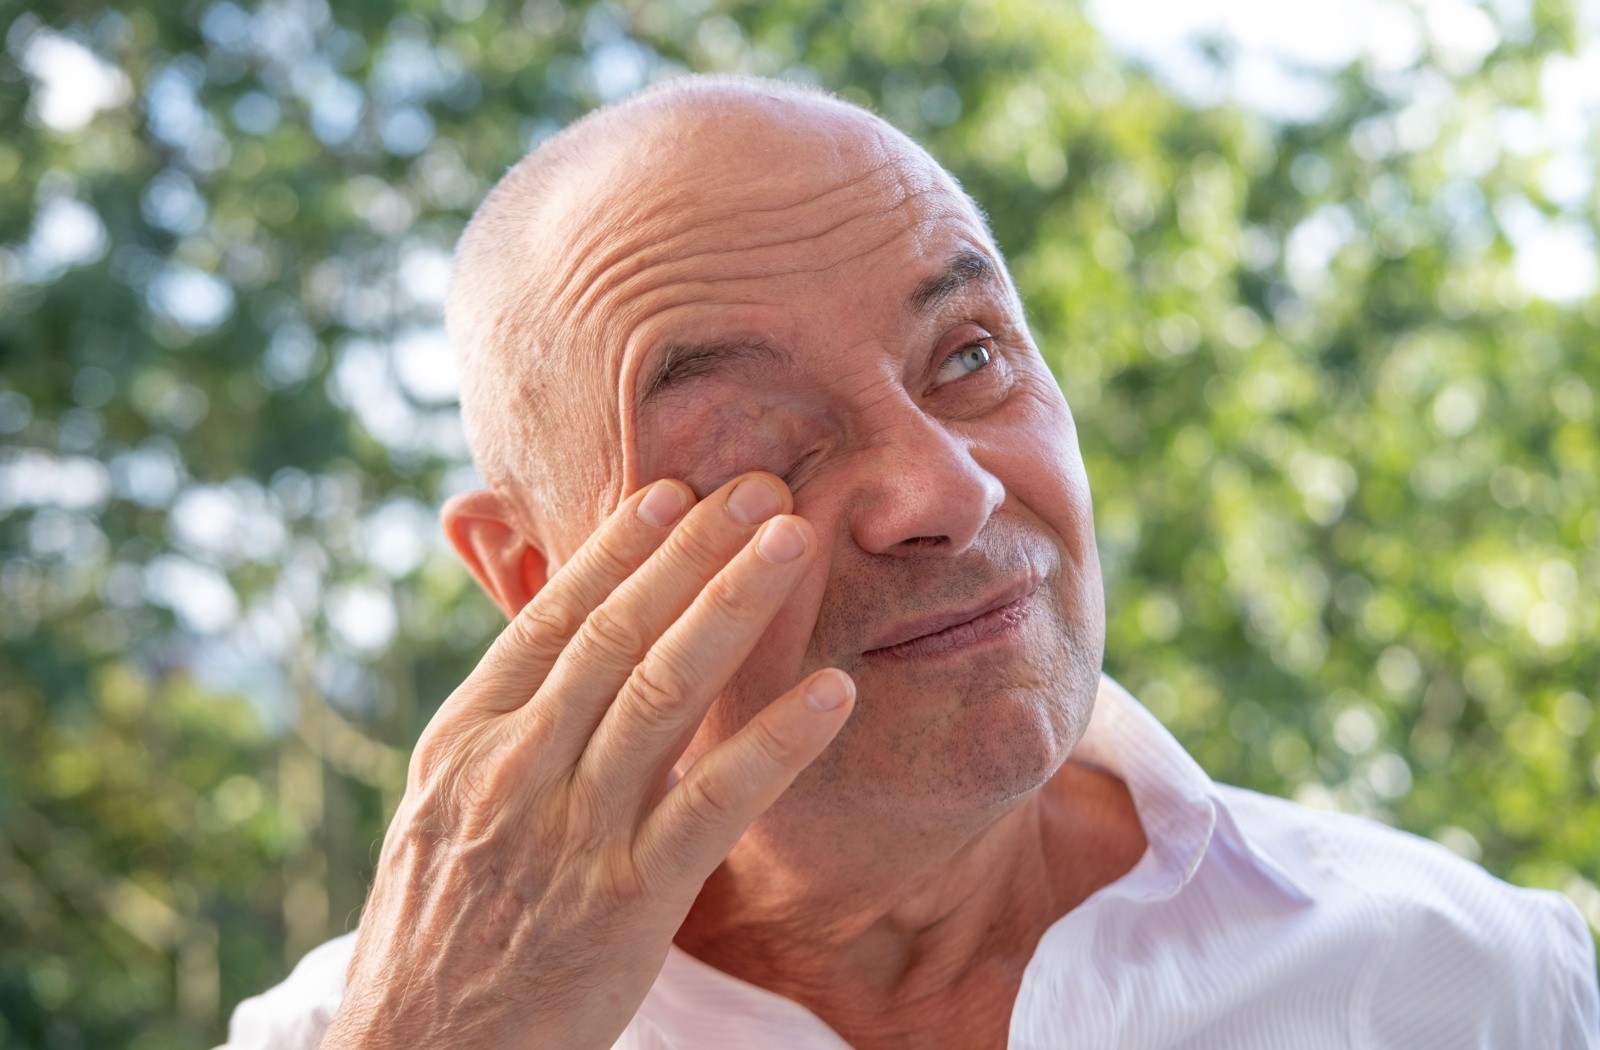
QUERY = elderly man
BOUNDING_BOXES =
[222,76,1597,1049]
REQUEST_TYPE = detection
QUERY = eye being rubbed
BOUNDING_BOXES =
[780,450,816,489]
[935,341,992,385]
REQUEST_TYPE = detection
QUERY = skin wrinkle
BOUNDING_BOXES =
[651,167,907,247]
[577,185,942,339]
[549,111,940,328]
[613,209,957,323]
[629,106,905,230]
[726,157,908,217]
[551,155,921,333]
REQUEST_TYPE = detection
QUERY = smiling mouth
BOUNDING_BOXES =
[863,584,1038,662]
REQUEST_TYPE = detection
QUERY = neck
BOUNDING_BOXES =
[674,760,1146,1050]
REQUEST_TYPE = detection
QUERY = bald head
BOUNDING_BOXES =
[446,75,993,549]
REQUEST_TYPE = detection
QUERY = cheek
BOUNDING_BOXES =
[988,378,1096,552]
[1009,382,1105,648]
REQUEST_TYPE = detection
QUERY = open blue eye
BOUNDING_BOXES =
[936,343,991,384]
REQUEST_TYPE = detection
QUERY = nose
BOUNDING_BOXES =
[847,404,1004,556]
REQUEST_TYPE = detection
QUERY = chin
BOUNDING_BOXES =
[923,685,1085,813]
[826,646,1100,826]
[732,650,1098,877]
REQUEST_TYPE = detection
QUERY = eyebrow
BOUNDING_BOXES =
[639,337,790,406]
[907,248,1000,316]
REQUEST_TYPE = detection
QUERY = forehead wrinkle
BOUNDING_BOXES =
[575,184,959,352]
[549,135,944,333]
[562,181,938,334]
[543,154,900,321]
[701,155,908,220]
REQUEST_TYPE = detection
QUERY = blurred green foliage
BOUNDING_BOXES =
[0,0,1597,1045]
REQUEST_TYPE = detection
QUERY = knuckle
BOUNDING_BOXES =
[525,598,581,639]
[682,772,739,829]
[562,774,610,849]
[452,756,498,816]
[504,601,579,661]
[597,847,650,906]
[408,718,472,787]
[582,532,637,581]
[506,701,558,756]
[407,724,562,842]
[580,604,652,665]
[621,662,689,731]
[442,744,505,818]
[743,716,800,770]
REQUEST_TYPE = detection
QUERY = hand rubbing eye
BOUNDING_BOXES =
[937,343,991,384]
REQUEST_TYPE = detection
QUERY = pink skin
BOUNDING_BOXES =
[508,93,1140,1047]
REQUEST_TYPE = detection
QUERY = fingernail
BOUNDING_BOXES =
[806,670,853,712]
[637,482,685,527]
[727,476,782,524]
[756,517,807,563]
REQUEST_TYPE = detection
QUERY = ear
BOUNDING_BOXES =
[441,489,550,621]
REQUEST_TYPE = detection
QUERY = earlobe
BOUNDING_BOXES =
[440,489,550,620]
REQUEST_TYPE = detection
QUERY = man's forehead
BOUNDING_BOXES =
[542,103,989,365]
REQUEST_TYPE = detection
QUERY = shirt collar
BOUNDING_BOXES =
[1074,674,1311,905]
[644,674,1310,1048]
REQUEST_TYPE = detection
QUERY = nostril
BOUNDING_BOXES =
[900,535,950,550]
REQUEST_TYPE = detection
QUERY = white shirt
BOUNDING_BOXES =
[220,677,1599,1049]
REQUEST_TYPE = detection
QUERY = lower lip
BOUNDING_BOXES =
[865,595,1034,662]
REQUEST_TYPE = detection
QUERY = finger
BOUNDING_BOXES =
[520,473,793,761]
[633,669,855,893]
[453,479,692,718]
[577,512,817,801]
